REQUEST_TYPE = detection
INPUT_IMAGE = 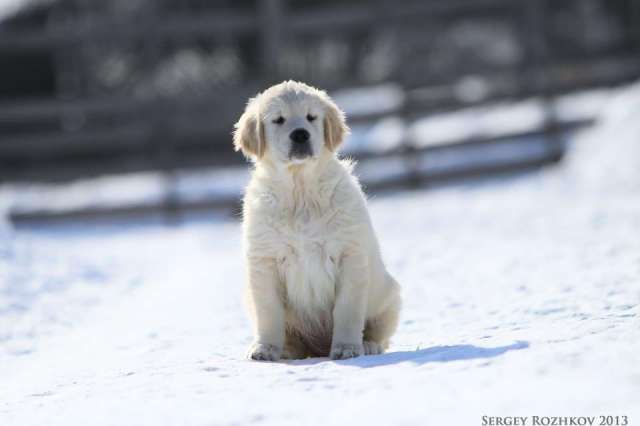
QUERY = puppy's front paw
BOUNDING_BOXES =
[247,342,282,362]
[330,343,363,360]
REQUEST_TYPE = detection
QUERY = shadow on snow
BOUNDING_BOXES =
[288,340,529,368]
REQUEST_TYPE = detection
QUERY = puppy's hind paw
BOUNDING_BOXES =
[247,343,282,362]
[330,343,363,360]
[363,341,383,355]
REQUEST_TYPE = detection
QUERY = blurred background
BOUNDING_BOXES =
[1,0,639,224]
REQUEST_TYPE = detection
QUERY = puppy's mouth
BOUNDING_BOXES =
[289,143,313,161]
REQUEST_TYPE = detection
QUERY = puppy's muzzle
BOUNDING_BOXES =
[289,128,312,159]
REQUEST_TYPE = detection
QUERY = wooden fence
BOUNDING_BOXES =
[2,0,640,223]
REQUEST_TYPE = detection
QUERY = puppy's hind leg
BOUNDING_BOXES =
[364,276,401,355]
[363,305,399,354]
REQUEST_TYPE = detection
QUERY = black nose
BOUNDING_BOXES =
[290,128,310,144]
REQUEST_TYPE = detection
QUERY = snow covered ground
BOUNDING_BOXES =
[1,82,639,425]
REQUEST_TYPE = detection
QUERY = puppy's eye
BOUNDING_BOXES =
[272,116,285,125]
[306,114,317,122]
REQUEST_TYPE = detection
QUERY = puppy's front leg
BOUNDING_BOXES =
[330,252,368,360]
[245,257,285,361]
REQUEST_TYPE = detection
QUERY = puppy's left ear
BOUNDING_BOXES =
[323,98,350,152]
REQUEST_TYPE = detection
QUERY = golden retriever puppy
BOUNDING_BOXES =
[234,81,401,361]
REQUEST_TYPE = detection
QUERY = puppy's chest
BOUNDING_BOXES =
[270,211,342,309]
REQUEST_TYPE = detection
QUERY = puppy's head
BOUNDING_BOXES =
[233,81,349,164]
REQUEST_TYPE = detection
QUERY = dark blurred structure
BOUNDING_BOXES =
[1,0,639,189]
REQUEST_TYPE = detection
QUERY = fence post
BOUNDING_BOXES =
[524,0,562,163]
[259,0,284,83]
[374,0,421,188]
[631,0,640,49]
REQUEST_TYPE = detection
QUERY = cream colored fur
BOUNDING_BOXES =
[235,81,401,361]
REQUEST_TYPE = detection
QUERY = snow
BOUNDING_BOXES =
[1,82,640,425]
[5,167,252,216]
[332,84,404,117]
[0,0,26,20]
[0,0,52,21]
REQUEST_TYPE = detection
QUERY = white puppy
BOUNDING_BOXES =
[235,81,401,361]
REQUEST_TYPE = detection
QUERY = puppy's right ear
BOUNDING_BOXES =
[233,100,265,159]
